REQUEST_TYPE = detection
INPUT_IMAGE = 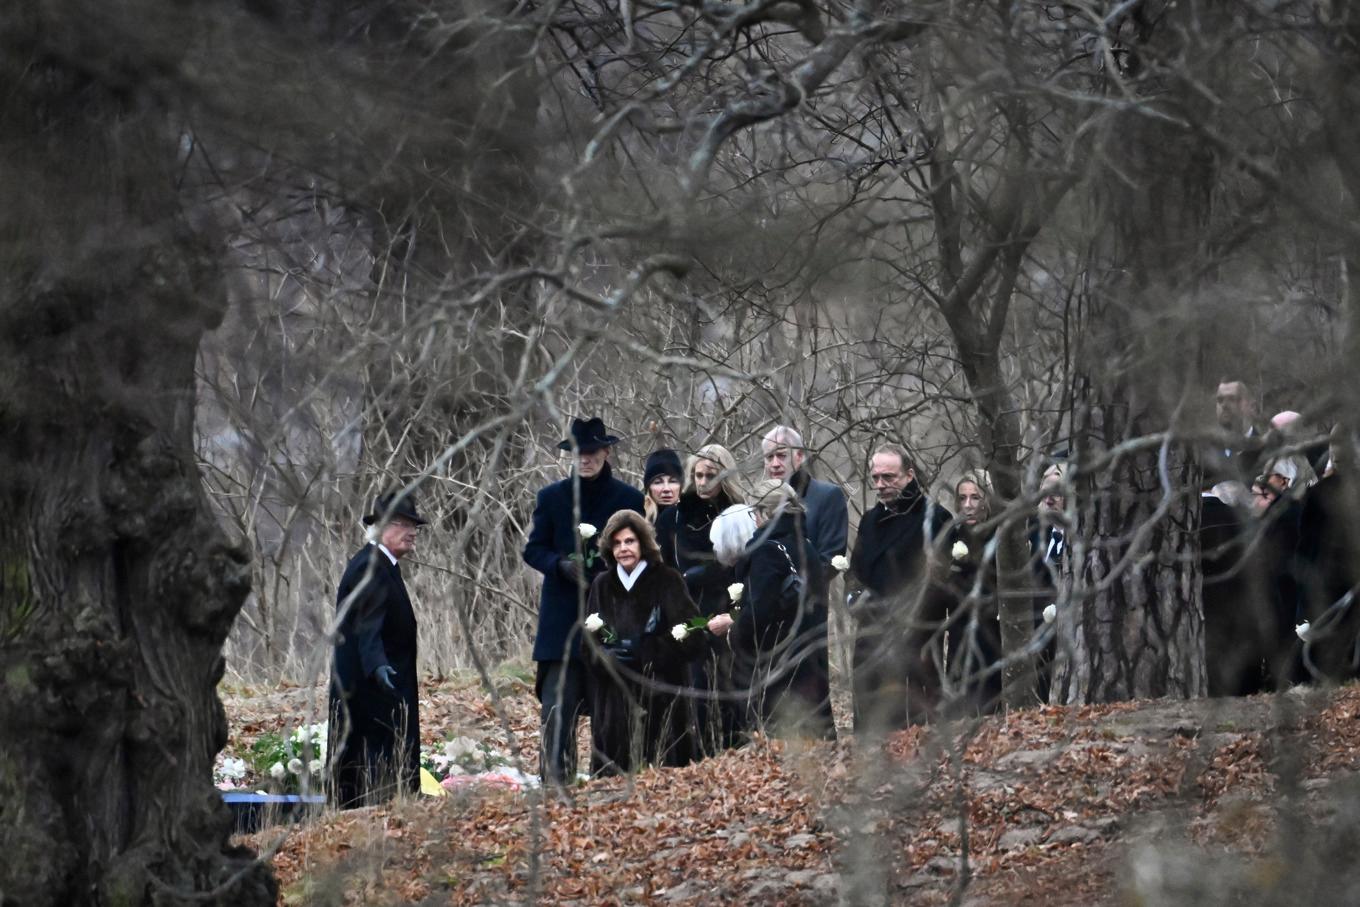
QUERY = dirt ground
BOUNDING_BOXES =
[225,676,1360,905]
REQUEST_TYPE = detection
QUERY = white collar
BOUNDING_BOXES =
[376,544,399,566]
[616,560,648,591]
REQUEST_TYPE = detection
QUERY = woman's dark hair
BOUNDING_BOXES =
[598,509,664,566]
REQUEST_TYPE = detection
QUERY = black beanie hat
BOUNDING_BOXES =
[643,448,684,487]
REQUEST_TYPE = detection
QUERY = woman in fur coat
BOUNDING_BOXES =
[583,510,704,776]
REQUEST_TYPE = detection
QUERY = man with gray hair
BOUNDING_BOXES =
[760,425,848,566]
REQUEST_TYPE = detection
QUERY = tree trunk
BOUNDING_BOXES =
[0,28,275,907]
[1051,401,1205,702]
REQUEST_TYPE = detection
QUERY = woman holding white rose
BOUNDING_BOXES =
[656,444,746,755]
[945,472,1002,715]
[583,509,704,775]
[723,480,835,740]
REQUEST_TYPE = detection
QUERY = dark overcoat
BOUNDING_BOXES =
[943,522,1002,715]
[789,468,849,565]
[656,491,737,617]
[583,562,702,774]
[1296,474,1360,682]
[328,544,420,807]
[733,514,835,739]
[523,462,644,664]
[848,484,952,729]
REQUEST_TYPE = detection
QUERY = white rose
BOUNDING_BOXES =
[1042,604,1057,624]
[446,737,479,761]
[309,759,323,776]
[578,523,597,540]
[831,555,850,573]
[287,758,303,776]
[585,613,605,633]
[1296,621,1312,641]
[951,540,969,560]
[671,624,689,642]
[727,583,744,603]
[269,761,286,780]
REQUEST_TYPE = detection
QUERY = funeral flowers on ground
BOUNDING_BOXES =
[421,736,510,781]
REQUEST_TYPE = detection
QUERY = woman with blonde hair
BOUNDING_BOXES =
[655,444,745,753]
[581,509,703,775]
[945,470,1001,715]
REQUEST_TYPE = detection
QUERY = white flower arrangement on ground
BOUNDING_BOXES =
[831,555,850,572]
[421,735,510,782]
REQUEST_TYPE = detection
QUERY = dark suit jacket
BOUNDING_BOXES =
[328,544,419,805]
[789,468,849,565]
[522,462,644,662]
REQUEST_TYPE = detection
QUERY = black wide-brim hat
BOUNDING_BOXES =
[557,417,622,453]
[362,490,429,526]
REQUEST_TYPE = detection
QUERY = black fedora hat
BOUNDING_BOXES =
[362,490,429,526]
[557,417,622,453]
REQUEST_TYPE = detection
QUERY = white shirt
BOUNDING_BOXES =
[377,543,399,566]
[617,560,648,592]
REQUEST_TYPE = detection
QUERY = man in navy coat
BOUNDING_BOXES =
[523,417,643,784]
[329,490,427,808]
[760,425,848,566]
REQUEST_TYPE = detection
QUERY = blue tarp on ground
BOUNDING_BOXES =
[221,791,325,834]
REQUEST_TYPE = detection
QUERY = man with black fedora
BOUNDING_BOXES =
[329,488,428,808]
[523,417,644,784]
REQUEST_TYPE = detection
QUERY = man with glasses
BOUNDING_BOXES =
[329,490,428,808]
[847,444,952,731]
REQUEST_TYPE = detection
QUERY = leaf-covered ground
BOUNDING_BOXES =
[225,677,1360,905]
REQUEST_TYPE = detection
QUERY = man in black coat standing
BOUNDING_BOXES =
[523,417,644,785]
[848,444,952,732]
[329,490,427,808]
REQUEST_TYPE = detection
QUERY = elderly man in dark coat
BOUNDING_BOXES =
[848,445,952,732]
[523,417,644,785]
[329,490,427,808]
[760,425,848,566]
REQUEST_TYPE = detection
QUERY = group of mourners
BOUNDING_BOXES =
[324,380,1359,804]
[522,417,1056,784]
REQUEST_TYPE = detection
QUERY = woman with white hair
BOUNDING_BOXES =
[709,479,835,740]
[655,444,746,753]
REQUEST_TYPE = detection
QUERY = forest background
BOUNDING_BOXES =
[2,0,1359,904]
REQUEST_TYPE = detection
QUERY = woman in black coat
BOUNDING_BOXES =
[944,474,1002,716]
[583,509,704,776]
[656,444,745,754]
[710,480,835,740]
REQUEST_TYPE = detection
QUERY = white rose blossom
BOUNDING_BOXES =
[1296,621,1312,642]
[584,613,605,633]
[1042,604,1057,624]
[951,540,970,560]
[727,583,745,603]
[578,523,597,540]
[671,624,689,642]
[269,761,286,780]
[309,759,323,776]
[287,758,304,776]
[831,555,850,573]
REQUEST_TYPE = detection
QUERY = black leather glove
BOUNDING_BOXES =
[556,558,583,585]
[373,665,399,695]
